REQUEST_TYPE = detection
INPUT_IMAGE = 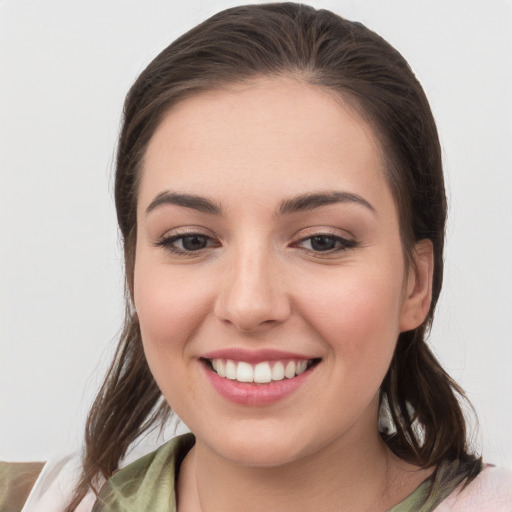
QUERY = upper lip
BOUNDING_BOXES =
[201,348,320,364]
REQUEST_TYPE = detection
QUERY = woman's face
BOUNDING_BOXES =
[134,78,430,466]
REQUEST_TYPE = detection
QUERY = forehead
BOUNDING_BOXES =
[139,77,394,217]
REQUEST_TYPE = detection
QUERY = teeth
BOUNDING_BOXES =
[284,361,296,379]
[296,360,308,375]
[209,358,315,383]
[271,361,285,381]
[254,362,272,383]
[225,360,237,380]
[236,361,253,382]
[216,359,226,378]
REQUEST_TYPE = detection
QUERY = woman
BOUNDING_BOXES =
[3,3,511,511]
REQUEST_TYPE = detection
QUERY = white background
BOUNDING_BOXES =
[1,0,511,467]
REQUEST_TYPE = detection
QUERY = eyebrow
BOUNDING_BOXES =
[146,191,222,215]
[277,191,375,215]
[145,190,375,216]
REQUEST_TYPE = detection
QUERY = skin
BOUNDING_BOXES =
[134,77,434,511]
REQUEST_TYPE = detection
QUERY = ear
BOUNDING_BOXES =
[399,239,434,332]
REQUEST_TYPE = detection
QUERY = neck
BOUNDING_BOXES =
[176,412,428,512]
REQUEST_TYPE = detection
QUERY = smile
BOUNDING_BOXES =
[200,354,321,405]
[206,358,319,384]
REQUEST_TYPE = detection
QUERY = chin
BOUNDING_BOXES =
[218,440,304,467]
[196,421,323,468]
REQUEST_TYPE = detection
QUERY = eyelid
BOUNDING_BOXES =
[155,225,217,242]
[291,228,357,254]
[291,226,355,242]
[154,227,221,255]
[296,234,355,249]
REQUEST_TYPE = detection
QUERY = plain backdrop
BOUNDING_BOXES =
[1,0,511,467]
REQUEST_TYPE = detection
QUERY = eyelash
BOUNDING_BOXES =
[294,234,357,254]
[155,232,356,256]
[155,233,219,256]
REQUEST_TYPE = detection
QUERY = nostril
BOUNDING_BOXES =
[215,296,292,333]
[213,260,291,332]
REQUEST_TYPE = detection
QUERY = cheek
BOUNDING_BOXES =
[133,259,216,412]
[133,258,212,364]
[293,263,405,370]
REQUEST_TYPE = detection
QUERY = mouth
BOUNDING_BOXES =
[201,357,321,384]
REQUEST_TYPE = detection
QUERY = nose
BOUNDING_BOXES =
[214,244,291,333]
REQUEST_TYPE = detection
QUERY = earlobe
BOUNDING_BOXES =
[399,239,434,332]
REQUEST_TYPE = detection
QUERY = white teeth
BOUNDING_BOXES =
[253,362,272,383]
[225,360,237,380]
[236,361,254,382]
[284,361,296,379]
[209,358,315,383]
[296,360,308,375]
[271,361,285,381]
[216,359,225,378]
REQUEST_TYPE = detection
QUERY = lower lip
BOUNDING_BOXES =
[201,361,318,406]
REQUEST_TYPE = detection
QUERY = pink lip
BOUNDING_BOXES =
[201,348,315,364]
[200,358,319,406]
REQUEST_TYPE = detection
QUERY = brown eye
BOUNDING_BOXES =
[296,234,356,253]
[310,235,338,251]
[180,235,209,251]
[156,233,219,254]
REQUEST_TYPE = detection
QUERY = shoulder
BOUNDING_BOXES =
[435,465,512,511]
[1,454,97,512]
[0,460,45,511]
[93,433,195,512]
[103,432,195,490]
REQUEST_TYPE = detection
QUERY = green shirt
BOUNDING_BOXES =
[93,433,435,512]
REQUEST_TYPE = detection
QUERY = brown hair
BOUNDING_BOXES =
[69,3,480,509]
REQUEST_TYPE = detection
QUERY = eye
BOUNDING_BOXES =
[156,233,219,254]
[296,234,356,253]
